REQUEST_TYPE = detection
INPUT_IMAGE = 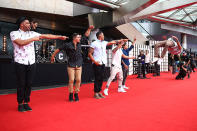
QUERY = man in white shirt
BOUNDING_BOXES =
[103,41,135,96]
[88,31,127,99]
[145,50,151,74]
[10,17,68,112]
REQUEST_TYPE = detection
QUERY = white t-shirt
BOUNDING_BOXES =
[10,29,41,65]
[112,48,123,69]
[90,40,108,65]
[145,53,150,63]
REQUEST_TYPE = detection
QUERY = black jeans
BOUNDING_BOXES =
[172,60,176,74]
[93,64,105,93]
[15,62,36,104]
[145,63,150,73]
[176,70,186,79]
[154,62,160,76]
[122,65,129,85]
[141,64,146,77]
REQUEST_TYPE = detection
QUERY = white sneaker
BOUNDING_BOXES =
[122,85,129,89]
[103,88,109,96]
[118,87,127,93]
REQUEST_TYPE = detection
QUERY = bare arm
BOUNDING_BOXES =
[84,25,94,37]
[177,54,181,61]
[13,36,40,46]
[51,49,60,63]
[107,39,128,46]
[172,36,182,50]
[132,37,136,46]
[122,60,129,69]
[39,34,68,40]
[171,54,174,59]
[186,60,190,66]
[88,47,100,66]
[122,60,127,66]
[182,65,187,72]
[107,40,118,46]
[112,43,122,53]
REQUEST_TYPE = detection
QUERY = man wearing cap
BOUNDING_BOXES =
[10,17,68,112]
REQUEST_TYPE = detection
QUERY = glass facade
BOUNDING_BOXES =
[102,0,129,5]
[152,3,197,28]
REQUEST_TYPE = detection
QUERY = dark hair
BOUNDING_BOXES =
[96,31,103,39]
[31,21,38,24]
[16,16,29,29]
[72,33,80,40]
[140,50,144,54]
[29,18,38,23]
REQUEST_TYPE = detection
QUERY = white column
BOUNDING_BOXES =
[181,34,187,49]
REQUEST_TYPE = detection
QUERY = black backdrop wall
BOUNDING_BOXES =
[0,63,110,90]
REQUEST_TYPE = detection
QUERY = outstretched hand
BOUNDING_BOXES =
[89,25,95,30]
[122,39,128,42]
[133,37,136,42]
[51,56,55,63]
[116,39,128,44]
[59,36,69,40]
[172,36,178,40]
[118,41,125,48]
[131,37,137,45]
[94,61,100,66]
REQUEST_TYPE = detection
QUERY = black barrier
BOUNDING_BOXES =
[0,55,12,63]
[0,63,110,90]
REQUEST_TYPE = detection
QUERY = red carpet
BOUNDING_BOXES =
[1,72,197,131]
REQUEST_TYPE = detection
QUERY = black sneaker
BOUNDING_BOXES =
[74,93,79,101]
[69,93,74,102]
[23,104,32,111]
[18,104,26,112]
[98,92,105,98]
